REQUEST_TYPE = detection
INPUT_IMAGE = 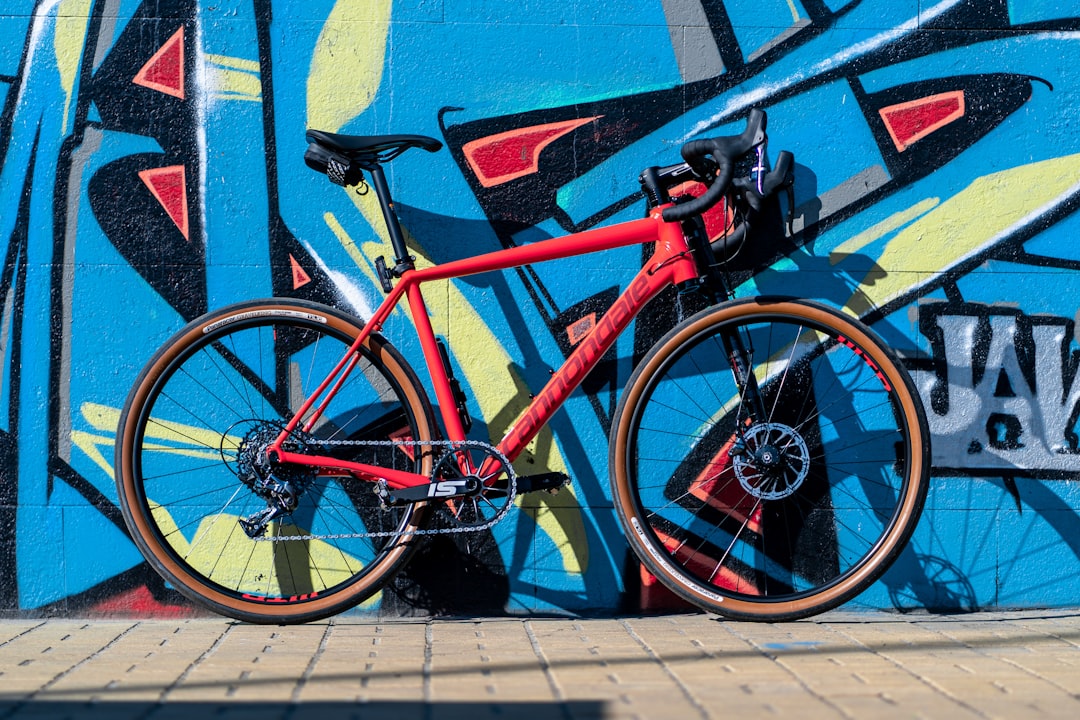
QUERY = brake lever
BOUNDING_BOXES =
[753,142,767,195]
[785,182,795,236]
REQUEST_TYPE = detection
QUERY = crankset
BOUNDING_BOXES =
[246,438,520,542]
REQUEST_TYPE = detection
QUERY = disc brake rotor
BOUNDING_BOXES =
[732,422,810,500]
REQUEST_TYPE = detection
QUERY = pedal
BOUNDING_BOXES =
[518,472,570,495]
[374,479,393,510]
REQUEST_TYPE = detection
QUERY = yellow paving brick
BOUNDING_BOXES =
[4,611,1080,717]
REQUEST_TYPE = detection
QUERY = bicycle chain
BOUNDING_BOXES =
[250,439,517,542]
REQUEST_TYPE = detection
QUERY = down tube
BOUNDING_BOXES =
[496,259,681,465]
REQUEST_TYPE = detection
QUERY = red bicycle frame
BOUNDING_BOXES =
[268,205,699,489]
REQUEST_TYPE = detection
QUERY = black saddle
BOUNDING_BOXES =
[305,130,442,186]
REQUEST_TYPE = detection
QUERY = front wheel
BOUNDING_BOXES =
[610,298,930,621]
[115,299,437,623]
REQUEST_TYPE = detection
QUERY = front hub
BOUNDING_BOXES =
[731,422,810,501]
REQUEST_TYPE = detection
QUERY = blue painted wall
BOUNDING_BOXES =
[3,0,1080,616]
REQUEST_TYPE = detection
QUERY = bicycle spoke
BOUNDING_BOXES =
[117,301,435,621]
[614,300,927,620]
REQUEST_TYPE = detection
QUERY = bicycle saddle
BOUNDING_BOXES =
[305,130,442,186]
[305,130,443,158]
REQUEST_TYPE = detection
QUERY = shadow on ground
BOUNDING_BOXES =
[0,700,605,719]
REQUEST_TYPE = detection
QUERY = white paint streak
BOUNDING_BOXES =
[194,15,209,248]
[680,0,963,142]
[15,0,64,112]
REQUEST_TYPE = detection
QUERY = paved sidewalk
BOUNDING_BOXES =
[2,611,1080,718]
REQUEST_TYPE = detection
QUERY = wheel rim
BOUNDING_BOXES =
[123,307,430,612]
[621,304,924,611]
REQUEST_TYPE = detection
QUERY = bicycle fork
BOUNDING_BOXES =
[717,321,815,503]
[720,326,769,431]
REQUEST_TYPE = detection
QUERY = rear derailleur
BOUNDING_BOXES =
[228,421,316,538]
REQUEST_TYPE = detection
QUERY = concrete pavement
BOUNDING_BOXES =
[3,610,1080,718]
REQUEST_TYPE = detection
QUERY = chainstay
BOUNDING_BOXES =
[251,439,516,541]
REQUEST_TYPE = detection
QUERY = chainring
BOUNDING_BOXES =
[249,439,517,542]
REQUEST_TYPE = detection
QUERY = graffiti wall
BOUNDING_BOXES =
[3,0,1080,617]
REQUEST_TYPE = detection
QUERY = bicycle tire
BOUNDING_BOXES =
[115,299,437,623]
[610,297,929,621]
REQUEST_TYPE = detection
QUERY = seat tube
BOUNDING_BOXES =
[405,281,469,442]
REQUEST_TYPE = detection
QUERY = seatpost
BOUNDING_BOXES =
[366,163,415,274]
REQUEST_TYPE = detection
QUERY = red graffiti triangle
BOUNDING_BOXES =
[138,165,189,240]
[289,254,312,289]
[879,91,964,152]
[133,27,185,99]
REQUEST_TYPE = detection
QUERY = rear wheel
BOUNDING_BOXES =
[115,299,436,623]
[610,298,929,621]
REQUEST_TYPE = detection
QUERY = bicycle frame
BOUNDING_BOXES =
[268,205,701,490]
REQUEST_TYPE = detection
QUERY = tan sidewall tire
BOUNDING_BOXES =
[115,300,436,623]
[610,297,929,621]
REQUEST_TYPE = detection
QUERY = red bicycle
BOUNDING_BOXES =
[114,109,930,623]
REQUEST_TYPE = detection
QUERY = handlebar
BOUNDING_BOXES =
[660,108,768,222]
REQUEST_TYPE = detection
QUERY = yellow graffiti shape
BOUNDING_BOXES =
[142,414,239,458]
[80,401,119,433]
[307,0,393,132]
[830,198,940,265]
[73,402,119,478]
[151,502,366,598]
[71,430,114,480]
[75,401,237,480]
[205,53,262,102]
[846,153,1080,317]
[53,0,93,131]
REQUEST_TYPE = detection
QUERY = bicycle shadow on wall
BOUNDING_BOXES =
[392,200,943,615]
[741,251,1080,611]
[894,324,1080,613]
[361,206,630,613]
[748,248,992,613]
[760,172,1080,612]
[879,475,1080,614]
